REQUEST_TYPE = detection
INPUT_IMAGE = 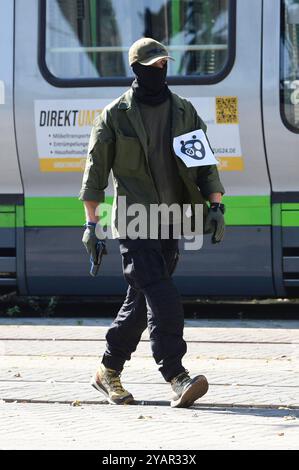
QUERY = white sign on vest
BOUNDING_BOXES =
[173,129,218,168]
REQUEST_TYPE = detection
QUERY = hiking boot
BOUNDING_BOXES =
[170,370,208,408]
[90,364,134,405]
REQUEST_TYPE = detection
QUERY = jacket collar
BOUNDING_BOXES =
[118,89,133,110]
[117,88,185,112]
[170,94,185,138]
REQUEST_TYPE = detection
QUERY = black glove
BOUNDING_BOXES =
[204,203,225,244]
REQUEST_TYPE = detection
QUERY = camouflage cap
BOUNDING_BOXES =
[129,37,174,66]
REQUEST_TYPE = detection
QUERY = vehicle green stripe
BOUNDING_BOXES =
[20,195,272,227]
[282,211,299,227]
[24,196,113,227]
[223,196,271,225]
[272,203,281,227]
[281,203,299,210]
[0,205,15,212]
[16,205,25,229]
[3,196,299,227]
[280,203,299,227]
[0,212,15,228]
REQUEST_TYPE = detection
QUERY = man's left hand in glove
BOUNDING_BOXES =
[204,202,225,244]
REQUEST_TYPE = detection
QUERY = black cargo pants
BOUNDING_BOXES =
[102,233,187,382]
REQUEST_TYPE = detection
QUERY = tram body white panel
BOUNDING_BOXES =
[0,0,22,194]
[263,0,299,193]
[13,0,270,201]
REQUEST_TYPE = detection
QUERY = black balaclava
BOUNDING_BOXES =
[131,61,170,106]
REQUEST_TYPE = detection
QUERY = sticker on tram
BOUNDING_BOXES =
[34,99,111,172]
[188,96,244,171]
[34,97,244,172]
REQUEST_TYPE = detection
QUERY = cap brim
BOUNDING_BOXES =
[139,54,175,66]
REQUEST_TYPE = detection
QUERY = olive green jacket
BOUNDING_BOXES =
[79,88,225,237]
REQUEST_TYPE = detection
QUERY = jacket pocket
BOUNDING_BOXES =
[114,135,143,174]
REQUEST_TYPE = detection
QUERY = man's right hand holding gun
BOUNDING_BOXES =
[82,201,107,276]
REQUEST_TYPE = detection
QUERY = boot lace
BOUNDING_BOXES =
[107,373,125,393]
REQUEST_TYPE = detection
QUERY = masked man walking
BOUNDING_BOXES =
[79,38,225,408]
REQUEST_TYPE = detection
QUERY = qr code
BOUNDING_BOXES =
[216,97,239,124]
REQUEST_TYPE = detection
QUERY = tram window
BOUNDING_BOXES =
[281,0,299,132]
[40,0,235,86]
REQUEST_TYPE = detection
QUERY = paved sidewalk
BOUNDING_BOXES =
[0,317,298,450]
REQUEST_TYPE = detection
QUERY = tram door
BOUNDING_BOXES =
[0,1,23,197]
[263,0,299,297]
[0,1,24,293]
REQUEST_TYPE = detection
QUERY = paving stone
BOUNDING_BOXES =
[0,323,298,343]
[0,402,298,450]
[0,380,298,408]
[0,356,298,387]
[1,338,298,360]
[0,318,298,450]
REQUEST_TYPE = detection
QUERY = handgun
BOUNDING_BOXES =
[90,240,107,277]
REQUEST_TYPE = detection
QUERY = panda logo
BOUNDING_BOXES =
[180,135,205,160]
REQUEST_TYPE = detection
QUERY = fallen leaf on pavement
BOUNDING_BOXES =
[71,400,81,407]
